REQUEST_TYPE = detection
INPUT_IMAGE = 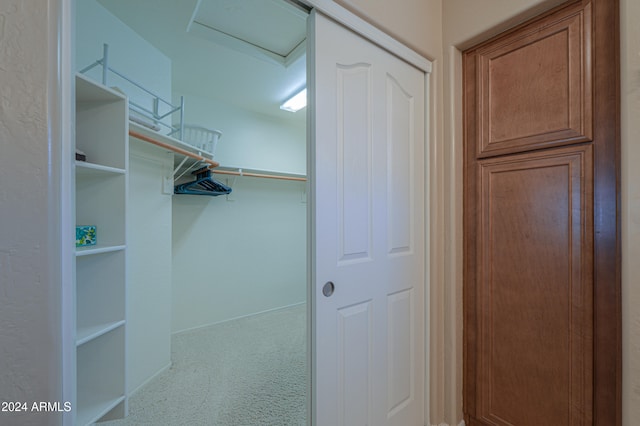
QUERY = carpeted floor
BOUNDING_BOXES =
[101,304,307,426]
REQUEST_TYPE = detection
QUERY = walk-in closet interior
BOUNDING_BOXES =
[73,0,308,424]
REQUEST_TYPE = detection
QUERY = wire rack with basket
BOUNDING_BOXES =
[181,125,223,157]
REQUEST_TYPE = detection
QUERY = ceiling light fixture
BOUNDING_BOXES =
[280,88,307,112]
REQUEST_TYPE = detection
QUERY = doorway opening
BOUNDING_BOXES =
[73,0,309,424]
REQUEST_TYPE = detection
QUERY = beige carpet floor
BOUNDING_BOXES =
[101,304,307,426]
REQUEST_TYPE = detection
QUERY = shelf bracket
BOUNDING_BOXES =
[225,176,237,202]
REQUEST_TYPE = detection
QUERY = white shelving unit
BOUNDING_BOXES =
[74,73,128,425]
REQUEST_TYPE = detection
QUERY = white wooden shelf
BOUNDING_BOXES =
[76,324,125,425]
[76,72,127,103]
[77,395,126,426]
[76,320,125,347]
[75,244,126,257]
[76,161,126,177]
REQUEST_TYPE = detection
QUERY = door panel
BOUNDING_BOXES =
[337,301,373,426]
[387,288,415,416]
[387,75,415,255]
[309,10,425,426]
[337,63,372,263]
[475,3,592,158]
[476,145,593,425]
[463,0,620,425]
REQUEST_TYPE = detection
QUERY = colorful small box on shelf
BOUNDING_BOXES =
[76,225,97,247]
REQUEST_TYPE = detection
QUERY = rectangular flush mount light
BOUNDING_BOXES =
[280,88,307,112]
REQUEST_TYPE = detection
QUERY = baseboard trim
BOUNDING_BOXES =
[172,301,307,335]
[129,361,172,396]
[430,421,465,426]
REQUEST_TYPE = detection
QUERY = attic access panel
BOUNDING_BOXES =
[188,0,308,67]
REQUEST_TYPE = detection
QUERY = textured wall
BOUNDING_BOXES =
[335,0,442,59]
[0,1,63,425]
[620,0,640,422]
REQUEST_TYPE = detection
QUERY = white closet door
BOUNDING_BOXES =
[308,10,426,426]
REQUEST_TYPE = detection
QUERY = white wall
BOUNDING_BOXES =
[174,88,307,175]
[76,1,174,395]
[76,0,172,122]
[170,89,307,333]
[0,1,64,425]
[127,141,173,394]
[172,177,307,333]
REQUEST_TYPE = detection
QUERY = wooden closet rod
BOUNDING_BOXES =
[212,169,307,182]
[129,130,306,181]
[129,130,220,168]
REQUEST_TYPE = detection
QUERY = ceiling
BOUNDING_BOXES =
[190,0,307,62]
[97,0,308,121]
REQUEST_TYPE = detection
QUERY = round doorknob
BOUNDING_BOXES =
[322,281,335,297]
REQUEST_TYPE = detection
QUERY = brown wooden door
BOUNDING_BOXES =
[463,1,621,425]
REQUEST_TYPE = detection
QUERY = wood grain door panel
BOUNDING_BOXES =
[476,3,592,158]
[463,0,620,424]
[476,145,593,425]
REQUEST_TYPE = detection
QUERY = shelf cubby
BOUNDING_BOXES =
[76,250,125,345]
[74,73,128,424]
[76,326,126,425]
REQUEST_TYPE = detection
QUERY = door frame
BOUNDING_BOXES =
[54,1,433,425]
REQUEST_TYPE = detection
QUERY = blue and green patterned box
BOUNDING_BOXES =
[76,225,97,247]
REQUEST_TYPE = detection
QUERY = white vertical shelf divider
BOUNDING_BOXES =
[74,73,128,425]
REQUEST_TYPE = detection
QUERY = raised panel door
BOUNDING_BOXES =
[475,3,592,158]
[475,145,593,425]
[463,0,620,424]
